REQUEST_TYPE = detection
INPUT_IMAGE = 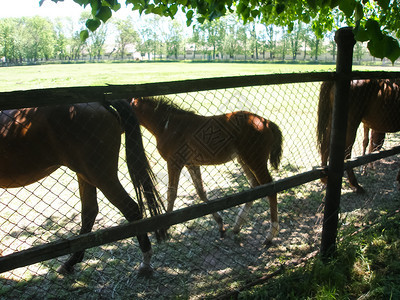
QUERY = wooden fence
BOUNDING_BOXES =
[0,27,400,278]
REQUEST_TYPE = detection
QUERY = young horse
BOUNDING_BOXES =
[317,79,400,193]
[132,96,283,245]
[0,99,165,275]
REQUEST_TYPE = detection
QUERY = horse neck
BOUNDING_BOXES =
[139,106,170,137]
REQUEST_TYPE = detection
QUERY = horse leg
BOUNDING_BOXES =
[362,125,370,156]
[166,162,183,213]
[58,175,98,274]
[397,169,400,190]
[97,177,154,276]
[346,159,365,193]
[236,159,279,245]
[186,165,225,237]
[361,125,370,175]
[369,131,386,169]
[232,160,257,234]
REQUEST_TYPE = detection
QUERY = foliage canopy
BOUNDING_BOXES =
[44,0,400,62]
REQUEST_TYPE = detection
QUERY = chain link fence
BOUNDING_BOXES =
[0,78,399,299]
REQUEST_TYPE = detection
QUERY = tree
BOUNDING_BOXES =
[200,19,226,60]
[262,24,277,60]
[79,12,107,60]
[0,18,19,63]
[249,23,260,60]
[22,16,55,61]
[114,17,139,59]
[137,16,166,60]
[67,20,86,60]
[287,21,303,60]
[189,26,204,59]
[223,16,244,60]
[54,18,68,60]
[50,0,400,62]
[165,19,183,59]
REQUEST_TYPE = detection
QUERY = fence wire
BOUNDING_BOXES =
[0,80,399,299]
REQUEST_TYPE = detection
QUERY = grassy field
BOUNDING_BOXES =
[1,61,400,92]
[0,62,399,299]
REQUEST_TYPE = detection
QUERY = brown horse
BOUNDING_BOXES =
[0,99,165,275]
[132,96,283,245]
[317,79,400,193]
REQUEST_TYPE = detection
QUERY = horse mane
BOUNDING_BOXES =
[139,96,197,116]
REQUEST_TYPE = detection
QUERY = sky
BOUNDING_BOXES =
[0,0,134,19]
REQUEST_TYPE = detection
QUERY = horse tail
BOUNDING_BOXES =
[107,99,167,242]
[317,81,334,158]
[269,121,283,170]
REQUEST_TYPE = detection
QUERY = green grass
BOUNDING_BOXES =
[1,61,399,92]
[238,211,400,300]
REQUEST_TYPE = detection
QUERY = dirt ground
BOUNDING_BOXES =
[1,154,398,299]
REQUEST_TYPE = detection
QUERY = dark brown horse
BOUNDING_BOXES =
[132,96,283,245]
[0,100,165,275]
[317,79,400,193]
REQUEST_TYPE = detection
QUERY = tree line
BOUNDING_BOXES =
[0,12,371,65]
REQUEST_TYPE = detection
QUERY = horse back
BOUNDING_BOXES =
[360,79,400,132]
[0,103,121,188]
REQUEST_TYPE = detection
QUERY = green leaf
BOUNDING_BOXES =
[90,0,101,15]
[251,9,260,18]
[365,19,384,40]
[302,13,311,23]
[186,9,194,20]
[355,2,363,22]
[95,6,112,22]
[237,2,247,14]
[307,0,317,10]
[339,0,356,18]
[151,6,164,15]
[287,22,294,32]
[103,0,117,7]
[382,35,400,63]
[377,0,390,9]
[329,0,340,8]
[80,29,89,41]
[73,0,90,7]
[275,3,285,14]
[169,4,178,16]
[353,25,369,42]
[103,0,121,12]
[367,39,385,59]
[86,18,101,32]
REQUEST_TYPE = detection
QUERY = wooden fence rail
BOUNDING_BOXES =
[2,71,400,110]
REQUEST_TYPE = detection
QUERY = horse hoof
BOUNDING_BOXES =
[57,264,74,275]
[263,239,273,248]
[138,263,154,278]
[219,227,227,238]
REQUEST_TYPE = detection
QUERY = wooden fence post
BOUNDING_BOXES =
[320,27,356,259]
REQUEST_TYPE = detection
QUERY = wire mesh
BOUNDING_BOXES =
[0,80,399,299]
